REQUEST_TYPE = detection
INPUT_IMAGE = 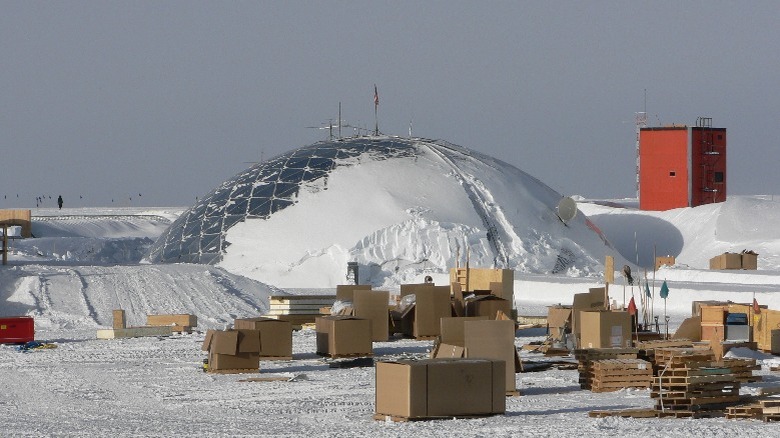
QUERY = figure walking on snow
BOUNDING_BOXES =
[57,195,63,210]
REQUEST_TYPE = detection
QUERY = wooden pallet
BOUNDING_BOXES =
[373,413,501,422]
[259,356,293,361]
[725,403,763,420]
[207,368,260,374]
[317,352,374,359]
[588,408,658,418]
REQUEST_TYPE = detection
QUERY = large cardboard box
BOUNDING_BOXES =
[234,317,293,358]
[202,329,262,372]
[201,329,262,355]
[353,290,390,341]
[336,284,372,302]
[572,288,607,342]
[463,319,517,392]
[315,316,372,356]
[146,314,197,328]
[208,352,260,371]
[375,358,505,418]
[405,286,451,338]
[465,295,512,319]
[579,311,631,349]
[709,252,742,270]
[449,268,514,304]
[440,316,489,347]
[400,283,429,297]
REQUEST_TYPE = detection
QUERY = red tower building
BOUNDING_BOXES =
[638,117,726,211]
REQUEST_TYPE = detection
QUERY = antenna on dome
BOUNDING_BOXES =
[556,196,578,225]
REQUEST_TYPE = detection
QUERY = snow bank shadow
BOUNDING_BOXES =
[506,404,638,416]
[588,214,683,268]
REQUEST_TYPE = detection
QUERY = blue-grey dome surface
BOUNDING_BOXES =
[147,137,418,264]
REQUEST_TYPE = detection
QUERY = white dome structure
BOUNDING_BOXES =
[148,136,616,287]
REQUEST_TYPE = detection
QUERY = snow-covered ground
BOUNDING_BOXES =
[2,197,780,435]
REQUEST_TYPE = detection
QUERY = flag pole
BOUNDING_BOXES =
[373,84,379,136]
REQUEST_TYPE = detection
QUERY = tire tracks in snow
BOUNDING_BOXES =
[67,268,100,324]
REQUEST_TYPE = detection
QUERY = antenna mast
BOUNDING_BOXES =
[373,84,379,136]
[635,89,648,200]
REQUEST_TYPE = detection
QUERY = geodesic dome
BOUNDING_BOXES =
[147,136,615,287]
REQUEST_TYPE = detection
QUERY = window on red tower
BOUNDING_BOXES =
[715,172,724,183]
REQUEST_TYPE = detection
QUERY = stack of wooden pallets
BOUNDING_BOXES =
[652,348,743,418]
[721,358,762,383]
[264,295,337,325]
[590,359,653,393]
[726,399,780,421]
[574,348,639,390]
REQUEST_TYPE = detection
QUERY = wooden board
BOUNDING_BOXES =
[96,326,172,339]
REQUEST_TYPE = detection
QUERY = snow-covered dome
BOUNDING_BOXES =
[147,136,616,287]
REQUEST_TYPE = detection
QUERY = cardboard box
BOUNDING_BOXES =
[655,256,675,270]
[449,268,514,304]
[400,283,429,297]
[709,252,742,270]
[547,306,572,329]
[404,286,452,338]
[572,288,607,341]
[146,314,197,328]
[353,290,390,341]
[208,351,260,371]
[234,317,293,358]
[201,329,262,355]
[440,316,490,347]
[315,316,372,356]
[465,295,512,319]
[202,329,262,372]
[579,311,631,349]
[463,319,517,392]
[432,343,466,358]
[336,284,372,302]
[375,359,505,418]
[742,251,758,270]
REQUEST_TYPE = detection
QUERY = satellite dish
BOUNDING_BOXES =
[556,197,578,224]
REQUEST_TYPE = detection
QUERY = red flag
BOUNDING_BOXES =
[628,296,637,316]
[754,297,761,314]
[374,84,379,106]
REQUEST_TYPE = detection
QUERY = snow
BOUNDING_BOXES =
[3,196,780,435]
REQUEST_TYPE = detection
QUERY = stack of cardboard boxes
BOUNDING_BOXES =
[709,251,758,270]
[202,316,294,373]
[202,329,263,373]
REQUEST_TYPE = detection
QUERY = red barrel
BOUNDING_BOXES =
[0,317,35,343]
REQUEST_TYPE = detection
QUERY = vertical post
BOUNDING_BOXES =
[113,309,126,329]
[373,84,379,136]
[2,224,7,265]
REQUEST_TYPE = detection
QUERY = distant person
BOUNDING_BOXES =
[57,195,63,210]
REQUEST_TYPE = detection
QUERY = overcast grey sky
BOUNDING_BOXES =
[2,1,779,208]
